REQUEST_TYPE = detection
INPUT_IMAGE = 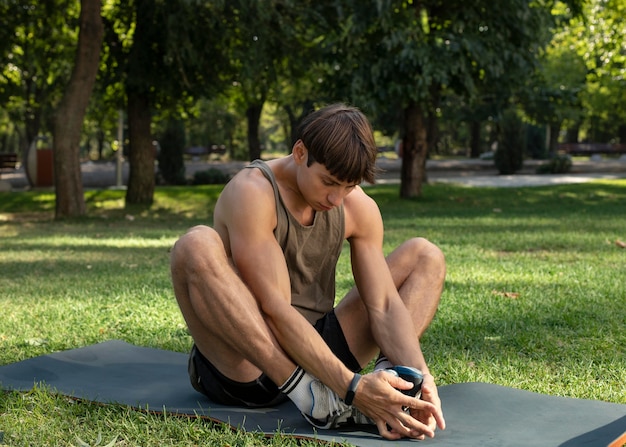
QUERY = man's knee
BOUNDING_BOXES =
[406,237,446,278]
[171,225,223,275]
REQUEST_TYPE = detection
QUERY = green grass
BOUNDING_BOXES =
[1,180,625,445]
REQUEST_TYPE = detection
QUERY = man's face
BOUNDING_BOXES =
[301,161,359,211]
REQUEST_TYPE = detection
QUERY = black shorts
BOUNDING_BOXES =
[188,309,361,407]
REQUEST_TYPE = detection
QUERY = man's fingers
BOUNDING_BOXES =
[372,400,437,440]
[400,412,435,438]
[375,413,434,440]
[418,380,446,430]
[359,371,444,439]
[405,397,446,431]
[384,372,416,393]
[375,420,402,440]
[436,407,446,430]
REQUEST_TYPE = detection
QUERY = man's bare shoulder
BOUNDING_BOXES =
[344,185,379,213]
[218,168,272,203]
[344,186,383,239]
[215,165,275,221]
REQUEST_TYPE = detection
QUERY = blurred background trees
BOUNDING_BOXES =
[1,0,624,211]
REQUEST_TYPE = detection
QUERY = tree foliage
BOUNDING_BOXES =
[101,0,231,206]
[4,0,625,210]
[219,0,325,160]
[0,1,79,156]
[521,0,625,146]
[571,0,626,141]
[323,0,582,197]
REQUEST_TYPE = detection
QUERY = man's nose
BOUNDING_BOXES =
[328,190,343,206]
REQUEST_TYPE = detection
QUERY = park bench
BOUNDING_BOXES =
[558,143,626,156]
[0,153,18,179]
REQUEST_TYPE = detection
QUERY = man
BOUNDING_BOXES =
[170,103,446,440]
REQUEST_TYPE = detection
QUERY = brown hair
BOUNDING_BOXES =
[295,103,378,184]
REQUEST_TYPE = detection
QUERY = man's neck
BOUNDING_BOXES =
[271,156,316,226]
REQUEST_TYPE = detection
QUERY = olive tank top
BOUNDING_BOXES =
[245,160,345,324]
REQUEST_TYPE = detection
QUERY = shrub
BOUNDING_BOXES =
[526,124,548,159]
[536,154,572,174]
[494,109,525,175]
[192,168,229,185]
[157,119,187,185]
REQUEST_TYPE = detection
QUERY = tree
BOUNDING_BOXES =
[494,108,525,174]
[123,0,158,206]
[513,1,588,155]
[325,0,582,198]
[156,117,186,185]
[101,0,231,206]
[53,0,103,219]
[521,45,586,155]
[571,0,626,142]
[222,0,318,160]
[0,1,78,159]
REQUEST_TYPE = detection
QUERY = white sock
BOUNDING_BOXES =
[374,355,392,371]
[278,366,315,413]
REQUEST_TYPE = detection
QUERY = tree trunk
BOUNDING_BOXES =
[285,105,297,145]
[565,122,580,144]
[246,102,264,161]
[285,101,314,145]
[97,128,104,160]
[618,124,626,144]
[21,87,47,186]
[426,117,437,157]
[400,102,429,199]
[547,122,561,156]
[469,120,482,158]
[53,0,103,219]
[125,90,155,206]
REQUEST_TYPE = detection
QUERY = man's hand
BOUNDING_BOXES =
[353,370,446,440]
[407,373,445,440]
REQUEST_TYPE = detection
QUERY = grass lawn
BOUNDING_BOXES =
[1,179,625,446]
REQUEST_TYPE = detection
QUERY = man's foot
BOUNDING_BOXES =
[301,379,372,429]
[301,367,423,430]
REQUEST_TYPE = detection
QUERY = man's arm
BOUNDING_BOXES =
[344,188,445,435]
[344,188,428,368]
[216,169,353,396]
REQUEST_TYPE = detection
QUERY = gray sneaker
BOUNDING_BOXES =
[301,379,373,429]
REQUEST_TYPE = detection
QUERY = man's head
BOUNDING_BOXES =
[295,104,378,184]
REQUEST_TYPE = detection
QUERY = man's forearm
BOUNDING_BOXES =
[369,301,430,374]
[263,301,353,397]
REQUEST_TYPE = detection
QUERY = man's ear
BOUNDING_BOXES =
[293,140,307,165]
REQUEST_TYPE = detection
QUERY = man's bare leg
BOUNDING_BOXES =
[335,237,445,367]
[384,237,445,337]
[171,225,295,384]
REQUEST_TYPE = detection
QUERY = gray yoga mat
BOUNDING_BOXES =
[0,340,624,446]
